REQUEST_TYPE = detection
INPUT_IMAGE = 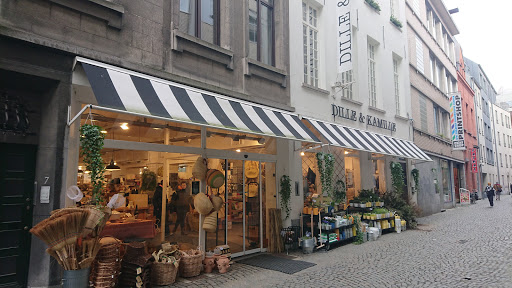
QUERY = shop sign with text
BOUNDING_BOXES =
[471,148,478,173]
[331,104,397,132]
[450,93,465,150]
[336,0,353,74]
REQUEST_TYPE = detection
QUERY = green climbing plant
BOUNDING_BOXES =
[390,162,405,194]
[332,179,346,205]
[279,175,292,220]
[80,124,106,205]
[316,152,334,199]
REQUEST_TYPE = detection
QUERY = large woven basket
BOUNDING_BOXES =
[194,193,213,215]
[151,259,180,285]
[179,250,204,278]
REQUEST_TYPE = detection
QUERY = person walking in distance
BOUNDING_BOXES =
[484,182,495,207]
[493,182,502,201]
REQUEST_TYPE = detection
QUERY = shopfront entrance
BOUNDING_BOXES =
[0,143,36,287]
[205,159,276,257]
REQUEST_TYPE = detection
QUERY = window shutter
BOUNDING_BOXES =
[415,36,424,74]
[412,0,420,15]
[420,95,428,131]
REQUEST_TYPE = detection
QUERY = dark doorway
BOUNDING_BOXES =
[0,143,37,287]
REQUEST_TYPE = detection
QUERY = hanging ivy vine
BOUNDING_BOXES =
[411,168,419,194]
[279,175,292,220]
[333,179,346,204]
[80,124,106,205]
[390,162,405,194]
[316,152,334,199]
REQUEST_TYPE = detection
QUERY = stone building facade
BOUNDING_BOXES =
[0,0,293,286]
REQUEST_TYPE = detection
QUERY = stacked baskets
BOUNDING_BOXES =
[119,242,152,288]
[90,237,122,288]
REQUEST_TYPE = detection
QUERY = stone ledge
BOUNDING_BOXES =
[302,83,330,95]
[49,0,124,29]
[340,97,363,106]
[172,29,234,70]
[244,58,287,88]
[369,106,386,114]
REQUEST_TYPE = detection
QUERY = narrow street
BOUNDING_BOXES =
[172,196,512,288]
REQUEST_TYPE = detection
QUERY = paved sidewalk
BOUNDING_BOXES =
[168,196,512,288]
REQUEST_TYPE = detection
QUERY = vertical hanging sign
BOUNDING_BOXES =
[471,148,478,173]
[336,0,353,74]
[450,93,465,150]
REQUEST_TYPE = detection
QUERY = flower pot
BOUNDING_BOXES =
[203,256,216,273]
[303,207,309,214]
[216,255,230,273]
[308,207,313,214]
[313,208,319,215]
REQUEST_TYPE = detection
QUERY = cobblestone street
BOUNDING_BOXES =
[171,196,512,288]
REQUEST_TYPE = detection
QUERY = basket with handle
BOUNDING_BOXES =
[179,249,204,278]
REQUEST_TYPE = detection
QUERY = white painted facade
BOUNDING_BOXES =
[290,0,412,139]
[492,103,512,193]
[285,0,416,221]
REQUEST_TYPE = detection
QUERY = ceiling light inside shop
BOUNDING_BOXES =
[300,152,305,156]
[100,130,107,134]
[258,138,266,145]
[236,149,241,153]
[120,123,129,130]
[344,151,349,155]
[105,159,121,171]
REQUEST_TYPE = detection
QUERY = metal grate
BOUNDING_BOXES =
[302,147,345,198]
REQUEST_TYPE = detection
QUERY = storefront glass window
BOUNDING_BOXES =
[206,127,276,154]
[441,160,451,202]
[77,148,202,247]
[80,109,201,148]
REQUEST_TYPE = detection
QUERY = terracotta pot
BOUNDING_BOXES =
[216,256,230,274]
[203,256,216,273]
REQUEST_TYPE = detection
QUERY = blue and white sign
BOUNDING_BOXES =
[450,93,465,150]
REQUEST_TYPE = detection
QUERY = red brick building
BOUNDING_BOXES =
[457,46,477,195]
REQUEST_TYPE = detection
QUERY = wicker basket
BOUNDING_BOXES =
[179,250,204,278]
[211,196,223,212]
[202,211,217,233]
[192,157,207,180]
[151,259,180,286]
[194,193,213,215]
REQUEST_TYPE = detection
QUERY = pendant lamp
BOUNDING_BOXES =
[106,149,120,171]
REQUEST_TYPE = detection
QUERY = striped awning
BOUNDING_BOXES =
[75,58,321,143]
[306,118,432,161]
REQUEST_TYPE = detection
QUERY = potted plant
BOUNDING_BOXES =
[301,234,315,254]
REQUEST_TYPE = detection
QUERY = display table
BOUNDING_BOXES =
[100,219,156,240]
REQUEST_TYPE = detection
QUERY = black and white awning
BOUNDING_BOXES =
[74,57,321,143]
[306,118,431,161]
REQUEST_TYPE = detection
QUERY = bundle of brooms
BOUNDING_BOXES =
[30,206,110,270]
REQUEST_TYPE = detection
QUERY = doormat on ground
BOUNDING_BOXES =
[236,254,316,274]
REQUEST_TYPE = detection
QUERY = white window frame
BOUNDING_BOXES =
[302,2,319,87]
[393,58,400,115]
[341,70,354,99]
[368,42,377,107]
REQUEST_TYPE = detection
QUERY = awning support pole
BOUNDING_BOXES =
[67,104,92,126]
